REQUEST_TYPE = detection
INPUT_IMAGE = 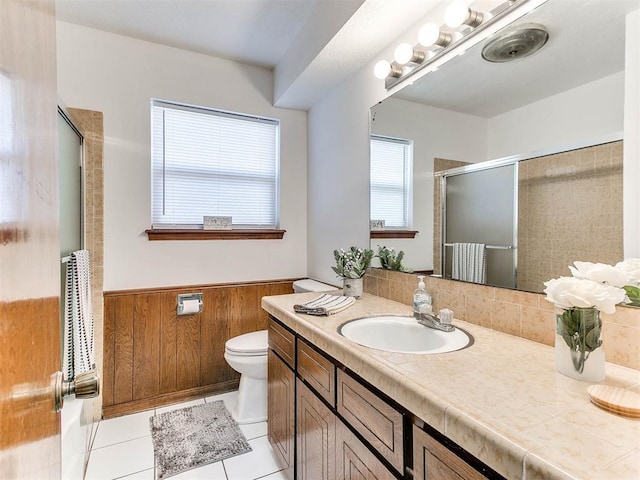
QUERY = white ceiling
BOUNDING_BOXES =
[54,0,444,108]
[55,0,330,68]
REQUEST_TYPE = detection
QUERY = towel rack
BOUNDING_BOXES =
[444,243,513,250]
[61,256,71,263]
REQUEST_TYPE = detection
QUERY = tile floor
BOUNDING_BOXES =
[85,391,287,480]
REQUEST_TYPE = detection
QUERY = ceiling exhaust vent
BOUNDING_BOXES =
[482,23,549,63]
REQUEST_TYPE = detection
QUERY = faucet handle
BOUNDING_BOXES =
[438,308,454,325]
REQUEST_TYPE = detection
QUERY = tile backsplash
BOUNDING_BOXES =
[364,268,639,371]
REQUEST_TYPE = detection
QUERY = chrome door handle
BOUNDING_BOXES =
[54,370,100,412]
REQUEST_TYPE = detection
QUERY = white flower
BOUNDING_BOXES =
[614,258,640,287]
[569,261,629,287]
[543,276,627,314]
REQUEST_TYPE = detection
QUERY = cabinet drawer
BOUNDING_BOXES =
[297,339,336,406]
[268,318,295,369]
[337,370,404,474]
[413,424,489,480]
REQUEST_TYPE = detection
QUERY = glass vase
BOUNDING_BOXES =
[555,306,605,381]
[343,277,363,298]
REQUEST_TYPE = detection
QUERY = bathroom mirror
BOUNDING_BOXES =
[369,0,638,294]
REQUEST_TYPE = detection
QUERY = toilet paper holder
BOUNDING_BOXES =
[177,293,203,315]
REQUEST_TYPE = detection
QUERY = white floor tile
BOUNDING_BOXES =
[86,436,154,480]
[205,391,239,412]
[115,468,154,479]
[257,470,288,480]
[93,410,155,449]
[154,398,205,416]
[239,421,268,440]
[223,436,281,480]
[169,460,227,480]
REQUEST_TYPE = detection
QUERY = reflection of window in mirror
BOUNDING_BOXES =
[370,135,413,232]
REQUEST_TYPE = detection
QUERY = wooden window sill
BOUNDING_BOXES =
[370,230,418,239]
[145,228,286,241]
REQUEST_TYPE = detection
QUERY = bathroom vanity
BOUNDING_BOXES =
[262,292,640,480]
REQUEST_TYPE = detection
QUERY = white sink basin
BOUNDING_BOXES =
[339,315,473,354]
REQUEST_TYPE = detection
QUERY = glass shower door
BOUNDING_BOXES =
[443,163,517,288]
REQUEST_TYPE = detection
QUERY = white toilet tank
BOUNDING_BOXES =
[293,278,339,293]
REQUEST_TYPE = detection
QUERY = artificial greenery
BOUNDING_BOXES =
[623,285,640,307]
[332,246,374,279]
[375,245,413,272]
[556,307,602,374]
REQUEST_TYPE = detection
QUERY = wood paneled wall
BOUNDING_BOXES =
[103,279,294,417]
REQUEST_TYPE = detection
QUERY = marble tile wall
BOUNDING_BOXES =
[364,268,639,371]
[69,108,104,422]
[517,141,623,292]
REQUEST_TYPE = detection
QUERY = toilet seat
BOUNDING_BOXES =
[225,330,268,356]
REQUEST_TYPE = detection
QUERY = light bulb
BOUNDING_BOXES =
[451,31,463,43]
[373,60,391,79]
[418,23,440,47]
[394,43,415,65]
[444,1,470,28]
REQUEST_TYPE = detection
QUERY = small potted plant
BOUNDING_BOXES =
[332,246,374,298]
[376,245,413,272]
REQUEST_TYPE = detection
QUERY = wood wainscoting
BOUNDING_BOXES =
[103,279,295,418]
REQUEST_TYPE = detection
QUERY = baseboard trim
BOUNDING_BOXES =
[102,380,240,419]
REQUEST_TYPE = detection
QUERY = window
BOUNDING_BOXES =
[370,135,413,229]
[151,100,280,229]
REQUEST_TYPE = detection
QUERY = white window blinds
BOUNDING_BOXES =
[151,100,280,228]
[370,135,413,228]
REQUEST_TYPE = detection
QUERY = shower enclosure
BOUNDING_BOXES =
[440,162,518,289]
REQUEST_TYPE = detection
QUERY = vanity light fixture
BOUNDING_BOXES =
[394,43,426,65]
[444,1,484,28]
[418,23,452,48]
[374,60,402,80]
[373,0,548,90]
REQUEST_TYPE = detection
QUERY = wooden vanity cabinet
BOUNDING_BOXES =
[296,378,396,480]
[296,379,336,480]
[413,425,490,480]
[267,322,296,480]
[337,370,404,474]
[336,419,397,480]
[267,316,496,480]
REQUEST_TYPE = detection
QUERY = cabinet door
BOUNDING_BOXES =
[297,379,336,480]
[336,420,397,480]
[268,349,295,480]
[413,425,487,480]
[337,370,404,474]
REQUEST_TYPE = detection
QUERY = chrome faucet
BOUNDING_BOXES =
[414,310,455,332]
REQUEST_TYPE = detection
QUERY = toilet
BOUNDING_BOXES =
[223,278,339,424]
[292,278,340,294]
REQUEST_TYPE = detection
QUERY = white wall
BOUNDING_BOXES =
[487,72,625,159]
[307,66,376,286]
[370,98,487,271]
[624,9,640,258]
[56,22,308,290]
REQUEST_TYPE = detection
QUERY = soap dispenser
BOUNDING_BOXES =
[413,275,432,315]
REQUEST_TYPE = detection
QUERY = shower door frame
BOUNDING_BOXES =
[439,161,518,288]
[58,103,86,255]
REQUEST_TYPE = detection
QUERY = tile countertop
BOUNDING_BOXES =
[262,292,640,480]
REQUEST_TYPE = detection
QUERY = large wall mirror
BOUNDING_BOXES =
[369,0,639,295]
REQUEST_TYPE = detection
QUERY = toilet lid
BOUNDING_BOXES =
[225,330,268,355]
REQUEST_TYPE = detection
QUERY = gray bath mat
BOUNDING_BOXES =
[149,401,252,479]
